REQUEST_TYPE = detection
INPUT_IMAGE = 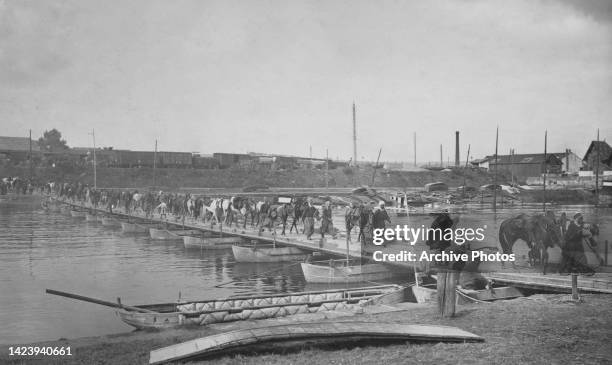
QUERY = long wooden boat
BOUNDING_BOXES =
[183,236,241,249]
[410,284,437,303]
[101,217,120,226]
[232,245,308,263]
[121,222,151,233]
[117,284,404,330]
[150,320,483,364]
[149,228,202,240]
[300,261,396,284]
[456,286,524,304]
[69,210,87,218]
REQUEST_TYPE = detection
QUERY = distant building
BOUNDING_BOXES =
[552,149,583,174]
[0,136,40,153]
[484,153,563,178]
[470,158,489,169]
[582,140,612,171]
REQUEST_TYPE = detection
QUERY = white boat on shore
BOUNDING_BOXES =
[300,261,396,284]
[232,245,309,263]
[183,236,241,249]
[149,228,202,240]
[121,222,152,233]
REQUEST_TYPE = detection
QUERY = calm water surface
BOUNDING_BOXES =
[1,195,610,344]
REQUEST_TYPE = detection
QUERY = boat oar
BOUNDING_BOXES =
[46,289,154,313]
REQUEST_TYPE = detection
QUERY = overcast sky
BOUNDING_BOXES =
[1,0,611,162]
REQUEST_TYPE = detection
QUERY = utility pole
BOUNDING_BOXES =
[325,148,329,189]
[440,145,443,167]
[309,145,312,159]
[493,127,499,211]
[352,102,357,167]
[371,148,382,186]
[455,131,460,167]
[413,132,417,167]
[543,131,547,212]
[595,129,600,201]
[153,139,158,190]
[29,129,33,181]
[92,129,97,189]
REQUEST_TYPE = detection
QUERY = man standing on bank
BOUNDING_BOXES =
[559,213,595,276]
[372,201,391,244]
[302,199,319,240]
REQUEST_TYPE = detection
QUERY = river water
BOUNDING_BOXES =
[1,195,610,344]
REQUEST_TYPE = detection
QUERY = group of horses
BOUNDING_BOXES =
[498,212,600,274]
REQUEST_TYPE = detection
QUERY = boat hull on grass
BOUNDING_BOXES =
[149,228,202,240]
[101,217,120,227]
[300,262,396,284]
[149,320,483,364]
[232,245,309,263]
[183,236,241,249]
[117,284,403,330]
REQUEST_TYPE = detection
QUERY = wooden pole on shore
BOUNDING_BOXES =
[571,274,579,301]
[595,129,600,203]
[437,269,457,317]
[153,139,158,190]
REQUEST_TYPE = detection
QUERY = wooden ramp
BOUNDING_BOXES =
[485,272,612,294]
[149,321,484,364]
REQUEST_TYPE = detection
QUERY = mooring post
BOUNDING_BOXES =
[437,270,457,317]
[571,274,579,301]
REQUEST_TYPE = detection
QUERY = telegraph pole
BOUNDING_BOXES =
[543,131,547,213]
[352,102,357,167]
[29,129,33,181]
[595,129,600,202]
[413,132,417,167]
[92,129,97,189]
[493,127,499,211]
[153,139,158,190]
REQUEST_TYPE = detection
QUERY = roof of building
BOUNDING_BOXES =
[0,136,40,152]
[483,153,562,164]
[583,140,612,162]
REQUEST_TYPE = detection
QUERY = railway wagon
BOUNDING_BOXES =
[157,151,192,168]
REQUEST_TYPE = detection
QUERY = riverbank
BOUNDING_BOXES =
[0,165,504,189]
[1,294,610,364]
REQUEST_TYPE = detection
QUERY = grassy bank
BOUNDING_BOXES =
[0,165,503,190]
[1,294,610,364]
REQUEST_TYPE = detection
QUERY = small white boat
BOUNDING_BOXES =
[121,222,151,233]
[300,261,395,284]
[232,245,309,263]
[149,228,202,240]
[70,210,87,218]
[183,236,240,249]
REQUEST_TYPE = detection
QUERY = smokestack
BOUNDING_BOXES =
[440,144,443,167]
[455,131,460,167]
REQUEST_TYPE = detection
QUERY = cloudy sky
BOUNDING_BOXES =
[1,0,611,162]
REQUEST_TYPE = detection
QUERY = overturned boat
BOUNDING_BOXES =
[300,260,398,284]
[183,236,241,249]
[232,244,309,263]
[117,284,404,330]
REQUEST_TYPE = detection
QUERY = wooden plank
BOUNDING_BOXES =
[149,321,484,364]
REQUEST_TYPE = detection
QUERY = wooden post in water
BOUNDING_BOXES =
[571,274,579,301]
[437,270,457,317]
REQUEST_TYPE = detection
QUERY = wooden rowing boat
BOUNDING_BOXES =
[121,222,151,233]
[300,261,396,284]
[149,228,202,240]
[117,284,404,330]
[456,286,524,304]
[232,244,308,263]
[149,320,483,364]
[101,217,119,226]
[183,236,241,249]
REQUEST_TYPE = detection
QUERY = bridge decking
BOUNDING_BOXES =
[60,200,612,294]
